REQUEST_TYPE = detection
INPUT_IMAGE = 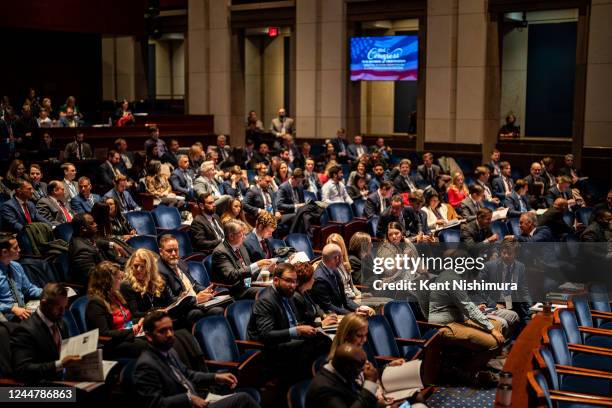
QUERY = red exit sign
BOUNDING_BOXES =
[268,27,279,37]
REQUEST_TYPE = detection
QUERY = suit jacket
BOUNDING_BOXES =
[460,197,481,222]
[134,346,216,408]
[492,176,514,201]
[85,297,134,343]
[31,181,48,202]
[68,236,109,285]
[477,259,532,306]
[0,197,50,232]
[460,220,494,245]
[252,151,271,166]
[243,186,275,218]
[347,143,368,161]
[247,286,301,346]
[363,190,389,219]
[545,185,573,208]
[504,192,531,218]
[276,181,305,214]
[331,138,349,155]
[538,208,573,241]
[393,174,419,194]
[120,281,174,320]
[70,193,101,214]
[63,180,79,208]
[270,117,295,137]
[10,312,68,383]
[103,188,140,213]
[96,161,120,188]
[170,168,193,197]
[293,290,325,327]
[63,141,92,160]
[580,222,609,243]
[35,197,73,226]
[243,231,274,262]
[189,214,224,254]
[193,176,223,199]
[375,207,424,239]
[306,365,378,408]
[416,164,442,186]
[515,226,553,243]
[524,175,549,209]
[157,259,205,298]
[311,263,358,315]
[210,241,254,298]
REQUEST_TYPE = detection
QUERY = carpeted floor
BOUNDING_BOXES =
[427,386,496,408]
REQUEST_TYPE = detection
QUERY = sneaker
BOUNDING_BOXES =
[487,357,506,372]
[474,370,500,388]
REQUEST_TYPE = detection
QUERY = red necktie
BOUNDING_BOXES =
[22,203,32,224]
[58,201,72,222]
[51,324,61,351]
[234,248,246,267]
[261,239,271,258]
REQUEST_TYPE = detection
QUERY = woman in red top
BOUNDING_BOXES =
[447,172,469,208]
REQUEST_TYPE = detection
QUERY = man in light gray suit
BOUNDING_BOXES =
[36,180,74,225]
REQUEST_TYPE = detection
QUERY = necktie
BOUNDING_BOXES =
[261,239,271,258]
[22,202,32,224]
[88,195,95,206]
[234,248,246,267]
[503,264,513,296]
[58,201,72,222]
[51,324,62,351]
[166,353,197,394]
[7,266,25,307]
[211,218,223,239]
[433,207,443,220]
[380,194,386,213]
[292,188,299,204]
[428,168,433,182]
[77,144,82,160]
[281,297,297,327]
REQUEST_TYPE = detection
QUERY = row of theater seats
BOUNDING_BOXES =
[526,283,612,407]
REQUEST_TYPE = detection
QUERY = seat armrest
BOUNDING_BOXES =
[235,340,265,350]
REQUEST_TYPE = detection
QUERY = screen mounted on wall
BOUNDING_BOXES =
[350,35,418,81]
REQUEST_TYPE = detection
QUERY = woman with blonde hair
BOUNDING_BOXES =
[326,233,361,299]
[348,232,372,285]
[446,171,469,208]
[120,249,174,319]
[85,261,147,358]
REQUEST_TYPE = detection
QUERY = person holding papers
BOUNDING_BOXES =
[11,283,81,383]
[134,310,260,408]
[85,261,148,359]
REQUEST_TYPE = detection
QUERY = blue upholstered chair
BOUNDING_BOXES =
[69,296,89,334]
[127,235,159,254]
[125,211,157,236]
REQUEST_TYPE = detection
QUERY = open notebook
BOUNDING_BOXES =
[381,360,423,401]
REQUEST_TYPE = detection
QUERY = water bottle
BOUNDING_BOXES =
[244,277,252,288]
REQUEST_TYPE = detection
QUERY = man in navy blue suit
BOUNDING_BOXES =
[103,175,140,214]
[505,212,552,242]
[504,179,532,218]
[276,168,306,215]
[169,155,194,198]
[0,180,50,232]
[70,177,101,214]
[244,212,277,262]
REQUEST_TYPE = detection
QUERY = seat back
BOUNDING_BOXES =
[589,284,610,313]
[352,199,366,218]
[507,217,521,236]
[571,296,593,328]
[576,207,593,226]
[225,300,255,341]
[193,316,240,362]
[203,255,213,276]
[54,222,74,242]
[62,309,81,337]
[366,315,400,360]
[127,235,159,254]
[367,216,379,237]
[546,327,571,366]
[287,379,310,408]
[187,261,210,287]
[285,233,315,260]
[304,190,317,203]
[327,203,354,223]
[383,300,421,339]
[162,229,193,257]
[269,239,286,253]
[152,205,182,230]
[558,309,582,345]
[69,296,89,333]
[439,229,460,243]
[490,220,509,238]
[537,347,560,390]
[125,211,157,236]
[483,201,497,211]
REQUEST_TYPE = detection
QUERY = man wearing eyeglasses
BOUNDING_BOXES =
[247,263,331,383]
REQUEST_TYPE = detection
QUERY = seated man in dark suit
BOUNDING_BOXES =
[404,192,434,242]
[36,180,74,226]
[492,161,514,201]
[96,149,123,191]
[103,174,141,214]
[311,244,362,315]
[189,192,224,254]
[134,310,259,408]
[0,234,42,322]
[247,263,331,382]
[169,155,195,199]
[68,213,127,285]
[276,168,306,216]
[504,212,553,243]
[460,207,498,246]
[10,283,81,383]
[211,220,273,300]
[538,198,575,241]
[504,179,532,218]
[393,159,419,194]
[70,176,101,215]
[460,184,485,222]
[363,181,393,219]
[157,234,222,323]
[0,179,50,232]
[376,194,408,239]
[243,174,282,221]
[545,176,576,209]
[244,212,277,262]
[416,152,446,190]
[580,209,611,242]
[306,342,379,408]
[29,164,47,202]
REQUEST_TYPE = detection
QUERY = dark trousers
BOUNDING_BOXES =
[208,392,260,408]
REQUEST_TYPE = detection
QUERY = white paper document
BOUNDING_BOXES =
[381,359,423,401]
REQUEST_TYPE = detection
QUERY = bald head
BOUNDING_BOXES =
[322,243,342,268]
[332,343,367,380]
[553,198,568,211]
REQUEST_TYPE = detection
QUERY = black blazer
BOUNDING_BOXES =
[416,164,442,186]
[133,346,216,408]
[538,208,574,241]
[120,281,175,319]
[311,263,358,315]
[293,290,325,327]
[306,366,378,408]
[68,236,109,285]
[85,296,135,343]
[276,181,305,214]
[189,214,223,253]
[243,186,275,218]
[243,231,273,263]
[504,192,531,218]
[210,241,254,299]
[10,312,68,383]
[157,259,205,298]
[460,220,494,246]
[247,286,300,347]
[363,191,389,219]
